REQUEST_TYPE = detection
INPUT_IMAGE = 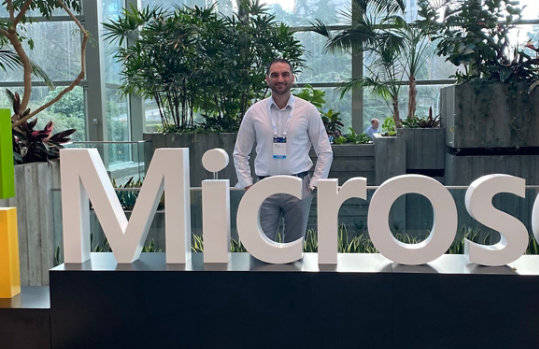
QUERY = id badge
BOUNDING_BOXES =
[273,136,287,159]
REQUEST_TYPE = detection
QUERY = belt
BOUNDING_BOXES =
[257,171,309,181]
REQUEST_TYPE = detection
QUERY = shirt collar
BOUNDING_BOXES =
[269,94,294,110]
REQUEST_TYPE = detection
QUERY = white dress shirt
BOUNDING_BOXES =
[233,95,333,188]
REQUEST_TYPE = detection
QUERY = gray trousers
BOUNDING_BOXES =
[259,175,313,243]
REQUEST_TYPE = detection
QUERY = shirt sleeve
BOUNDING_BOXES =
[307,107,333,187]
[233,110,255,188]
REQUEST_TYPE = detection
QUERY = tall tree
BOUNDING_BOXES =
[0,0,88,127]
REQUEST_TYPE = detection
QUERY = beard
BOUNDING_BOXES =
[269,82,291,95]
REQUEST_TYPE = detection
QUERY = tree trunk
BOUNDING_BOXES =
[392,96,402,128]
[407,75,417,120]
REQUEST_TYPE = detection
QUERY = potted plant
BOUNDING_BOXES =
[418,0,539,150]
[104,1,304,186]
[398,108,445,173]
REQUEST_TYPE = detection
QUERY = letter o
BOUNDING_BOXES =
[532,192,539,244]
[367,175,458,265]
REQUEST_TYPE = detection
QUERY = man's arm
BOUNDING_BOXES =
[233,113,255,189]
[308,109,333,188]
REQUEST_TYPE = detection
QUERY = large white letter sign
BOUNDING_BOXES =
[236,176,303,264]
[533,193,539,244]
[317,178,367,265]
[464,174,528,266]
[202,149,231,263]
[368,175,457,265]
[60,148,191,264]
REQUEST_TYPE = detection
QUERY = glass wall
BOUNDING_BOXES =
[0,0,537,143]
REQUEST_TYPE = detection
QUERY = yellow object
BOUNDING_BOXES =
[0,208,21,298]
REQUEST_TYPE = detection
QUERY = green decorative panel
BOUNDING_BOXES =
[0,108,15,199]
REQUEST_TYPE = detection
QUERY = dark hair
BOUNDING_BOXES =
[266,58,293,75]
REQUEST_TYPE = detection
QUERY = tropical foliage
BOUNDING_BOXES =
[9,90,75,164]
[105,0,304,132]
[312,0,435,128]
[293,84,344,139]
[417,0,539,85]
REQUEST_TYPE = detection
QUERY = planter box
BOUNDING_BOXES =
[373,135,406,185]
[440,83,539,149]
[143,132,248,187]
[397,128,445,171]
[0,161,59,286]
[310,143,375,185]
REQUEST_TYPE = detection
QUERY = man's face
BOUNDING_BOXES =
[266,62,294,96]
[372,120,379,129]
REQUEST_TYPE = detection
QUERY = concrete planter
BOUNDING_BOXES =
[396,128,445,171]
[0,161,59,286]
[373,135,406,185]
[143,132,243,187]
[440,83,539,149]
[310,143,375,185]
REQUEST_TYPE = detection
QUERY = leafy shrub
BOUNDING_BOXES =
[418,0,539,84]
[9,90,76,164]
[401,107,440,128]
[105,2,304,132]
[294,84,344,139]
[381,117,396,136]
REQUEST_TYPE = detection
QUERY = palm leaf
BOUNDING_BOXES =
[0,49,54,88]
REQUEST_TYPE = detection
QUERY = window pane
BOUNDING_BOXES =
[0,21,81,82]
[0,4,80,17]
[295,31,351,83]
[106,87,129,139]
[518,0,539,21]
[259,0,351,26]
[140,0,218,10]
[144,98,161,132]
[103,1,124,85]
[0,86,86,141]
[509,24,539,52]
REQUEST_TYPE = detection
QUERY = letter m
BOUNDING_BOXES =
[60,148,191,264]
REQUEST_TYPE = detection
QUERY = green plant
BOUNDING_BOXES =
[191,234,247,253]
[526,235,539,255]
[418,0,539,85]
[321,109,344,139]
[381,117,396,136]
[112,177,143,210]
[303,229,318,252]
[345,127,371,144]
[446,226,493,254]
[293,84,344,138]
[333,127,371,144]
[311,0,409,128]
[293,83,326,109]
[401,107,440,128]
[105,1,304,132]
[111,176,164,211]
[9,91,76,164]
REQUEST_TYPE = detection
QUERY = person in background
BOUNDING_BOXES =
[366,118,380,140]
[233,58,333,243]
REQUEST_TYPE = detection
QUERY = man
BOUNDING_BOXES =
[233,58,333,243]
[365,118,380,140]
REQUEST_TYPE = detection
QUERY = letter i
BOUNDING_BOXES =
[201,149,231,263]
[0,108,21,298]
